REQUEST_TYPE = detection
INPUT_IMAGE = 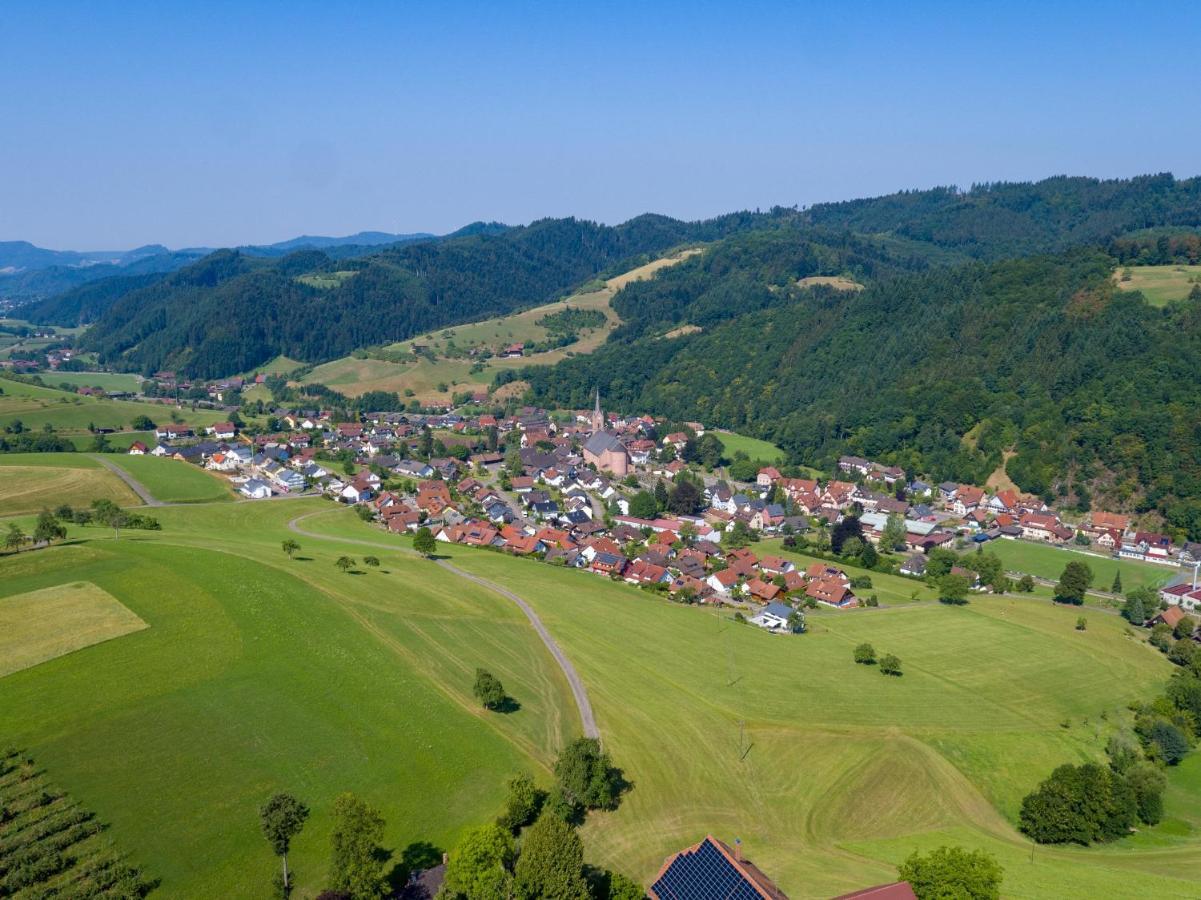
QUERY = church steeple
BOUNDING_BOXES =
[591,387,604,432]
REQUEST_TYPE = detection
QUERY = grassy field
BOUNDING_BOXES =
[42,371,144,393]
[0,377,235,437]
[0,453,139,514]
[0,501,578,897]
[1115,264,1201,306]
[981,538,1174,592]
[102,453,233,503]
[301,250,701,403]
[3,494,1200,897]
[0,580,147,677]
[795,275,864,291]
[714,430,786,463]
[296,271,357,290]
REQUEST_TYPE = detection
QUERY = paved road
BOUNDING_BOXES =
[91,456,164,507]
[287,512,600,740]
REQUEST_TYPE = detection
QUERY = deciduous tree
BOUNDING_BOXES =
[329,793,386,899]
[259,793,309,895]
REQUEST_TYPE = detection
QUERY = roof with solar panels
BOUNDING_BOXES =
[648,835,788,900]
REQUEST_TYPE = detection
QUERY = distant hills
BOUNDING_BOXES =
[0,229,445,300]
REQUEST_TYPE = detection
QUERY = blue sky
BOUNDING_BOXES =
[3,1,1199,249]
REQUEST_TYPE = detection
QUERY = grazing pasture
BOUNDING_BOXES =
[0,581,147,677]
[1114,263,1201,306]
[712,430,786,463]
[41,371,143,393]
[101,453,232,503]
[982,537,1172,592]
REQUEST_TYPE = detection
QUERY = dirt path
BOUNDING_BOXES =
[287,512,600,740]
[91,456,163,507]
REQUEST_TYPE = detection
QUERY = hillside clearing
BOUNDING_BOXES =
[0,581,148,677]
[713,430,785,463]
[1114,264,1201,306]
[796,274,864,291]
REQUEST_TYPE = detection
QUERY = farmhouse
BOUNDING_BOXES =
[649,836,788,900]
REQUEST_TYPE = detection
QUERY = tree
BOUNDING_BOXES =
[854,643,877,665]
[32,509,66,545]
[897,845,1003,900]
[879,654,902,676]
[1076,616,1087,631]
[1124,762,1166,825]
[1111,570,1123,594]
[1173,614,1197,640]
[441,823,515,900]
[497,773,544,832]
[1017,574,1035,592]
[92,499,127,539]
[554,738,623,812]
[666,479,702,515]
[4,523,27,551]
[282,539,300,559]
[474,669,507,710]
[653,479,669,511]
[1019,763,1137,843]
[513,812,590,900]
[413,526,437,557]
[328,793,386,900]
[831,515,863,554]
[786,610,806,634]
[602,871,646,900]
[881,513,907,552]
[937,573,971,605]
[1122,593,1147,626]
[1053,561,1093,605]
[1148,721,1189,765]
[259,793,309,895]
[363,555,380,567]
[628,490,657,520]
[132,414,155,430]
[335,556,355,573]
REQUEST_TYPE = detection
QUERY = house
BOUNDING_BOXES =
[706,568,741,596]
[649,836,788,900]
[951,485,986,516]
[833,883,917,900]
[501,343,525,358]
[239,478,272,499]
[899,555,927,576]
[756,467,782,487]
[838,455,872,476]
[750,601,799,632]
[1151,606,1186,630]
[1019,512,1061,542]
[128,441,149,455]
[206,422,237,440]
[806,577,857,608]
[1090,510,1131,533]
[745,578,781,603]
[1159,582,1201,612]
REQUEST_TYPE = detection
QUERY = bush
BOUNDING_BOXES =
[853,643,877,665]
[879,654,902,676]
[898,845,1002,900]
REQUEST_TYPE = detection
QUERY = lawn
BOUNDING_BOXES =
[0,580,147,676]
[714,430,786,463]
[102,453,233,503]
[1114,264,1201,306]
[4,497,1200,898]
[981,538,1173,592]
[0,453,139,515]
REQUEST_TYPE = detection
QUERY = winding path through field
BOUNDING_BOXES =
[91,456,163,507]
[286,511,600,740]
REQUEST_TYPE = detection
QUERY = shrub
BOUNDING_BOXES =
[879,654,902,676]
[897,845,1002,900]
[853,643,877,665]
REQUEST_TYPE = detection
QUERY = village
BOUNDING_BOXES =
[114,387,1201,633]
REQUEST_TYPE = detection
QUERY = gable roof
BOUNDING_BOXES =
[649,836,787,900]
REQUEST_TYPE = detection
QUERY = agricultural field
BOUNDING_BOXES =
[0,581,147,677]
[713,429,786,463]
[982,537,1173,592]
[101,454,232,503]
[0,453,139,514]
[1114,264,1201,306]
[3,495,1200,898]
[42,371,143,393]
[0,377,236,438]
[301,249,701,403]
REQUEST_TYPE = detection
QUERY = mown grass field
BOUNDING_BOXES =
[1114,264,1201,306]
[3,494,1200,897]
[0,377,234,437]
[286,508,1201,898]
[42,371,143,393]
[0,500,578,897]
[101,453,233,503]
[0,580,147,677]
[713,430,786,463]
[0,453,139,514]
[300,250,701,403]
[982,538,1173,592]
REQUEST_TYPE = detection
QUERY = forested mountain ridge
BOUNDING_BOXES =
[523,239,1201,533]
[67,211,796,378]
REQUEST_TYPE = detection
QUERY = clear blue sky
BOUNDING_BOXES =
[3,0,1198,249]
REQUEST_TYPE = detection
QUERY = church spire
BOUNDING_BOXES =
[591,387,604,432]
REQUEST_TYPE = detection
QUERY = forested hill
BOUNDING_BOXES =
[67,211,792,378]
[522,239,1201,534]
[802,174,1201,259]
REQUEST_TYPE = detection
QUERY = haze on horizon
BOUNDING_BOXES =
[3,0,1199,250]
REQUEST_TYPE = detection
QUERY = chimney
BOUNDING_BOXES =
[734,838,742,862]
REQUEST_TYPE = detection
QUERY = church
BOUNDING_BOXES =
[581,390,630,477]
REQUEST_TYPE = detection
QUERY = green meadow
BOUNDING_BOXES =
[1115,264,1201,306]
[982,538,1174,592]
[713,430,786,464]
[101,453,233,503]
[1,482,1199,898]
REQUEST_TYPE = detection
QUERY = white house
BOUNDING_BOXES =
[239,478,272,499]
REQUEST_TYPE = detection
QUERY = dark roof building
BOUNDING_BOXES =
[649,836,787,900]
[833,883,917,900]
